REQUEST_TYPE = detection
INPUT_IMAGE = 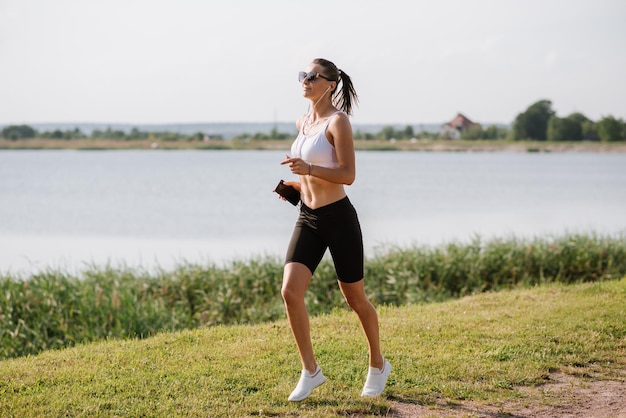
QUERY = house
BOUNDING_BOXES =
[440,113,480,140]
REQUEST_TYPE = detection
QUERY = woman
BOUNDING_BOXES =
[277,58,391,402]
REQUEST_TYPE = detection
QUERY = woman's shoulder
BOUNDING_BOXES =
[326,111,353,145]
[328,111,351,129]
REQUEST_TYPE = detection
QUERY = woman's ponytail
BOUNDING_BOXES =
[313,58,359,116]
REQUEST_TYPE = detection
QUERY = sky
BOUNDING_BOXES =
[1,0,625,126]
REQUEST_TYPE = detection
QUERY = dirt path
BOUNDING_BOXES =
[389,370,626,417]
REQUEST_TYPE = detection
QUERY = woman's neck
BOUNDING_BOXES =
[308,100,335,121]
[302,101,337,135]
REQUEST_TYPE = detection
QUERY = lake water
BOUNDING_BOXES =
[1,150,625,275]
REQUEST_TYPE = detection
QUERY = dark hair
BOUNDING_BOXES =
[313,58,359,116]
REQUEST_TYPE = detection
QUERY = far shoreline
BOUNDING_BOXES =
[1,138,626,153]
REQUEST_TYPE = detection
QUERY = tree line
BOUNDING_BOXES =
[2,99,625,142]
[0,125,225,142]
[357,124,509,141]
[510,99,625,142]
[365,100,625,142]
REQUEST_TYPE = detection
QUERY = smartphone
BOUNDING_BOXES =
[274,180,300,206]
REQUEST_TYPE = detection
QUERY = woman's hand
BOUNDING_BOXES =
[273,179,301,203]
[281,155,310,176]
[282,181,301,191]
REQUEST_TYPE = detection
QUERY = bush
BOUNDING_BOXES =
[2,125,36,140]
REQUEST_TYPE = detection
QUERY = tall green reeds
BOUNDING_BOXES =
[365,233,626,305]
[1,233,625,360]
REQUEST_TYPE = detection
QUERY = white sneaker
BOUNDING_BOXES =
[361,358,392,397]
[288,365,326,402]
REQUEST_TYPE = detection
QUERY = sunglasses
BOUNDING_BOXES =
[298,71,332,83]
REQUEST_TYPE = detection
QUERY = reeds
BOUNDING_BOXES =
[365,233,626,305]
[1,233,625,360]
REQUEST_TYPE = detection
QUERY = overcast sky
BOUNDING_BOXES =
[1,0,625,126]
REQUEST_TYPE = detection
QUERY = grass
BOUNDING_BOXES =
[2,233,625,360]
[1,278,625,417]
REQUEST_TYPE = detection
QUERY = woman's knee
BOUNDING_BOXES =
[343,291,372,314]
[346,296,367,313]
[281,283,299,304]
[338,280,370,312]
[281,263,312,304]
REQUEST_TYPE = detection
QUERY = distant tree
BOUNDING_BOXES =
[567,112,590,126]
[91,126,127,139]
[482,125,509,140]
[375,125,416,140]
[127,127,147,140]
[92,127,114,139]
[581,120,600,141]
[380,126,395,140]
[107,127,126,139]
[269,127,290,140]
[416,130,438,140]
[190,132,204,141]
[460,124,484,140]
[547,114,583,141]
[69,127,86,139]
[2,124,36,140]
[461,123,485,140]
[161,132,180,141]
[512,99,555,141]
[597,116,624,142]
[567,112,599,141]
[51,130,64,139]
[357,131,376,140]
[39,127,86,139]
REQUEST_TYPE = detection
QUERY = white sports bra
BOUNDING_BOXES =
[290,111,342,168]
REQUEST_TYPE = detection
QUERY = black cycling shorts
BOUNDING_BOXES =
[285,196,364,283]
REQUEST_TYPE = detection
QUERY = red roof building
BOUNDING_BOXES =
[440,113,480,139]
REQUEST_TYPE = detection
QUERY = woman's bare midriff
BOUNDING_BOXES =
[299,175,346,209]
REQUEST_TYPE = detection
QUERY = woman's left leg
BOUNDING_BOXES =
[339,278,392,397]
[338,279,383,369]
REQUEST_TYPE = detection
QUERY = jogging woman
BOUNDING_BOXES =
[277,58,391,402]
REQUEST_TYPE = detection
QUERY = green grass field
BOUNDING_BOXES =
[1,278,624,417]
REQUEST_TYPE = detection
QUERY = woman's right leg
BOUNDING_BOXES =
[282,262,327,401]
[281,262,317,373]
